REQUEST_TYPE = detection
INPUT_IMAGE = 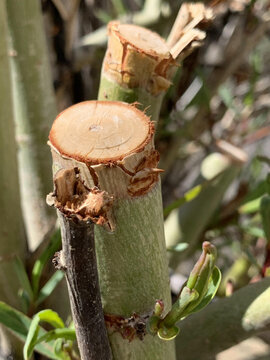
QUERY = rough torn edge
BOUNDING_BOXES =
[47,167,115,231]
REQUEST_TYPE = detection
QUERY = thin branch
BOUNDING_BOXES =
[56,213,112,360]
[51,0,69,21]
[48,168,112,360]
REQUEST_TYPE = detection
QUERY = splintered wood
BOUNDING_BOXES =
[47,168,114,227]
[101,2,213,96]
[104,22,173,95]
[166,3,213,51]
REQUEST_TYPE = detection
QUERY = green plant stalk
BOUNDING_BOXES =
[7,0,57,251]
[159,242,218,332]
[98,75,164,122]
[95,184,176,359]
[175,278,270,360]
[165,153,244,269]
[0,1,26,356]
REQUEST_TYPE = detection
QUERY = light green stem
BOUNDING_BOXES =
[175,278,270,360]
[0,2,26,356]
[98,74,164,121]
[7,0,57,251]
[95,183,176,359]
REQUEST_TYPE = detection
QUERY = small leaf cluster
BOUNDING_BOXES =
[148,242,221,340]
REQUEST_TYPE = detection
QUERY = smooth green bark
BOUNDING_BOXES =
[7,0,57,251]
[95,183,176,359]
[98,74,164,121]
[0,2,26,357]
[0,0,26,315]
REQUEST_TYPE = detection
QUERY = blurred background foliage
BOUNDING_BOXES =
[0,0,270,359]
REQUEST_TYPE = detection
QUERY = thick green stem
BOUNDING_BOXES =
[98,75,164,122]
[175,278,270,360]
[95,184,176,359]
[0,1,26,356]
[7,0,57,251]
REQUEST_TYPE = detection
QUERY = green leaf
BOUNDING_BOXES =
[188,266,221,314]
[32,229,61,297]
[242,225,265,238]
[18,288,30,314]
[161,287,199,328]
[13,256,33,302]
[24,310,65,359]
[54,338,64,356]
[36,309,65,329]
[164,184,203,217]
[0,301,56,358]
[36,271,64,306]
[164,171,225,217]
[239,197,262,214]
[24,315,40,359]
[158,325,179,341]
[35,328,76,346]
[53,338,73,359]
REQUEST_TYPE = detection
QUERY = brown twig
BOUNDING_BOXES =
[51,0,69,21]
[48,168,112,360]
[56,214,112,360]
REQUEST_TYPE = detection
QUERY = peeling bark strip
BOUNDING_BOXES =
[166,3,213,50]
[48,169,112,360]
[48,101,175,359]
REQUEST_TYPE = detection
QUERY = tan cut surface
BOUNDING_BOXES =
[49,101,153,164]
[117,24,170,58]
